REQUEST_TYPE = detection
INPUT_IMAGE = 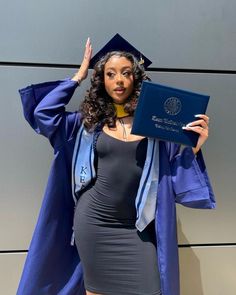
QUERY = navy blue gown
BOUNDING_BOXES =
[17,79,215,295]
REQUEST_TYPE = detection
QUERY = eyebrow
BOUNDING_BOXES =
[105,66,132,71]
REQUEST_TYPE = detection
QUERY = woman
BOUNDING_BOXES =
[17,38,215,295]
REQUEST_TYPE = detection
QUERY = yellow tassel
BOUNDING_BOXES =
[113,103,130,118]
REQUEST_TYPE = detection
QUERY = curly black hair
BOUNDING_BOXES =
[79,51,151,131]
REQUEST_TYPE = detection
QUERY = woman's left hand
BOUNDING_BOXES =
[182,114,210,154]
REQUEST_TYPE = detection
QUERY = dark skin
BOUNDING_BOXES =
[71,39,209,295]
[103,56,145,142]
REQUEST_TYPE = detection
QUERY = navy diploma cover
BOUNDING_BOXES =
[132,81,210,147]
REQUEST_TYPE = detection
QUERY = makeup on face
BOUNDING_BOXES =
[104,56,134,104]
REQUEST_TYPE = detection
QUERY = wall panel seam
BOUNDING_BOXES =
[1,62,236,74]
[1,243,236,253]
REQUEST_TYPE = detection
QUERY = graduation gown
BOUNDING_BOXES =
[17,78,215,295]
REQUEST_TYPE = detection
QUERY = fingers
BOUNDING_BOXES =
[185,119,208,130]
[183,125,208,136]
[183,114,209,129]
[183,114,210,154]
[72,38,93,82]
[76,37,92,81]
[84,37,93,61]
[86,37,90,47]
[195,114,209,124]
[182,114,210,136]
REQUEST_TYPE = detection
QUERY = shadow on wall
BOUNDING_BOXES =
[177,218,204,295]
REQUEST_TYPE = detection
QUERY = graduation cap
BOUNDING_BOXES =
[89,33,152,69]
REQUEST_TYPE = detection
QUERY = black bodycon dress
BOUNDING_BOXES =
[73,131,161,295]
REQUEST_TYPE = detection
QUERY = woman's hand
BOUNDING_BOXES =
[182,114,210,154]
[72,37,93,83]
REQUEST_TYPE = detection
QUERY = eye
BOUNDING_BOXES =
[123,71,132,77]
[106,72,115,78]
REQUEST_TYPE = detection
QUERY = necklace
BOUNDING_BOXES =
[118,118,128,141]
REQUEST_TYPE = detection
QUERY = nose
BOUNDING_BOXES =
[116,73,124,84]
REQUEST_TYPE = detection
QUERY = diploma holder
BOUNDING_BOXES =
[131,81,210,147]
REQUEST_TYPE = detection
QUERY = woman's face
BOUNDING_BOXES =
[104,56,134,104]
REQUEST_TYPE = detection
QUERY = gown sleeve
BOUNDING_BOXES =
[166,142,216,209]
[19,78,81,149]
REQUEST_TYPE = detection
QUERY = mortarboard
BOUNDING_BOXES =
[89,33,152,69]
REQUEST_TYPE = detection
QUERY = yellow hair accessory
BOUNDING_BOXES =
[113,103,130,118]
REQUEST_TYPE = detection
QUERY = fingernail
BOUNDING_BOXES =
[195,114,201,117]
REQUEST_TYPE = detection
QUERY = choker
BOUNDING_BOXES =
[113,103,129,118]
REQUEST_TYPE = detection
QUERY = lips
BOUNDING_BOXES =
[114,87,125,94]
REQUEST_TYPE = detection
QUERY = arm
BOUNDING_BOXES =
[169,144,216,209]
[19,77,80,149]
[165,112,215,209]
[19,38,92,149]
[32,79,80,148]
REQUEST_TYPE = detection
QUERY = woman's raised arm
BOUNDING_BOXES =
[71,37,93,83]
[20,39,93,149]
